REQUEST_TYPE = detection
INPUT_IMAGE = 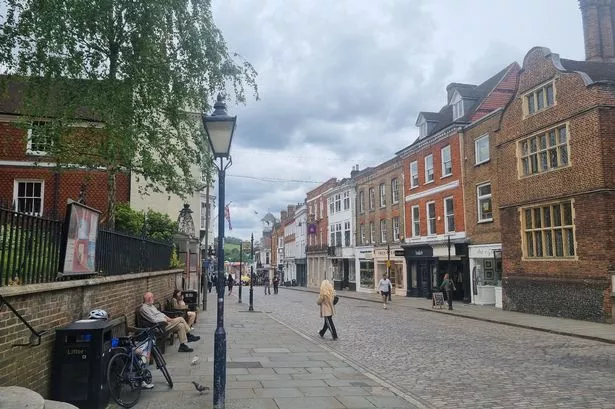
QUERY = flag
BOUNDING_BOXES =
[225,204,232,230]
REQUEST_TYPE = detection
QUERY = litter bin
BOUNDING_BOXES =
[182,290,197,311]
[51,319,115,409]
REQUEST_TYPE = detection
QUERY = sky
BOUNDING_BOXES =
[210,0,585,242]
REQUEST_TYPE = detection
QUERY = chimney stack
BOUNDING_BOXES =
[580,0,615,62]
[350,164,360,178]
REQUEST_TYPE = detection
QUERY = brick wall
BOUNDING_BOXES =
[0,269,180,397]
[495,46,615,321]
[462,113,506,245]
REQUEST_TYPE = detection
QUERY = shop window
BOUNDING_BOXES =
[360,260,374,288]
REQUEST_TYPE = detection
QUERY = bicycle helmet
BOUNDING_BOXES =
[88,309,109,320]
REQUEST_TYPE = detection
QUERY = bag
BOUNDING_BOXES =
[333,295,339,305]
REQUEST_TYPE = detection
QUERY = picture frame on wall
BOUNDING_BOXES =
[485,269,494,280]
[484,259,493,269]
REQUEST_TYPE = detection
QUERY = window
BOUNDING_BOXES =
[335,223,342,246]
[359,224,366,245]
[410,161,419,188]
[525,82,555,115]
[522,201,575,258]
[379,184,386,207]
[26,122,54,155]
[14,181,44,216]
[441,145,452,176]
[344,221,351,246]
[359,191,365,213]
[411,206,420,237]
[369,222,375,244]
[427,202,436,235]
[335,194,341,212]
[392,217,400,241]
[200,201,207,229]
[419,121,428,138]
[453,99,464,120]
[369,188,375,210]
[329,197,334,214]
[477,183,493,222]
[444,197,455,233]
[424,155,434,183]
[475,134,490,164]
[343,192,350,210]
[391,178,399,204]
[520,125,569,176]
[380,219,387,243]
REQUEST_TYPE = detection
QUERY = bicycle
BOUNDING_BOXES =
[106,324,173,408]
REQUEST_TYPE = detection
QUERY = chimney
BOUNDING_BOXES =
[280,210,287,222]
[287,205,295,218]
[580,0,615,62]
[350,164,359,178]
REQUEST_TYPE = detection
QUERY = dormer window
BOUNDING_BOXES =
[419,121,428,138]
[451,91,464,120]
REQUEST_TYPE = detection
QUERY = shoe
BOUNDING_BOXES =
[178,344,194,353]
[187,334,200,342]
[383,304,387,309]
[141,381,154,389]
[332,337,338,341]
[318,331,324,338]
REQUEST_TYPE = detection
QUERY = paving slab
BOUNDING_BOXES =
[111,290,420,409]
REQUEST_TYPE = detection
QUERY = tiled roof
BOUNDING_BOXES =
[410,63,515,145]
[559,59,615,83]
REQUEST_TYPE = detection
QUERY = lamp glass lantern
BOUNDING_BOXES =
[203,94,237,158]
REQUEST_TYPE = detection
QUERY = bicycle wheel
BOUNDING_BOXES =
[152,345,173,388]
[107,352,142,408]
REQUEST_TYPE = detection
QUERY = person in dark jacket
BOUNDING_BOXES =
[227,273,234,295]
[439,273,456,310]
[273,274,280,294]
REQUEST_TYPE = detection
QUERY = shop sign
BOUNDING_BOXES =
[403,245,433,258]
[469,245,501,258]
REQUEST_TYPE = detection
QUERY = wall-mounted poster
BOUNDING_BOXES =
[59,200,101,277]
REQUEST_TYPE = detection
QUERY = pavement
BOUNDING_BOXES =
[115,288,419,409]
[285,286,615,344]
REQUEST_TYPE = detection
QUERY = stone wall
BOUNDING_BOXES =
[0,269,180,398]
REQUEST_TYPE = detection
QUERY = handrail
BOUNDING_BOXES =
[0,294,48,347]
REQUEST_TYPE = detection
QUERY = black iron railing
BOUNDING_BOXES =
[0,207,173,286]
[0,208,62,286]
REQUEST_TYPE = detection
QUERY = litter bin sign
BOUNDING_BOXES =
[51,319,115,409]
[182,290,197,310]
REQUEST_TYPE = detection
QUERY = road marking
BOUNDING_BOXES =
[267,313,435,409]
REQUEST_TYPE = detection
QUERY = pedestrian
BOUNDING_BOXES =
[264,276,271,295]
[439,273,456,310]
[273,274,280,295]
[207,274,213,293]
[211,273,217,293]
[378,274,392,309]
[317,279,338,340]
[227,272,234,295]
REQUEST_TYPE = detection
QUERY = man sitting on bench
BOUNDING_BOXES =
[140,292,200,353]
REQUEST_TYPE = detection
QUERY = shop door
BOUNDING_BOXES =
[418,262,429,297]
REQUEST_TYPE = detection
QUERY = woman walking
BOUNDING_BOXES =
[439,273,456,310]
[227,272,234,295]
[378,274,392,309]
[316,280,338,340]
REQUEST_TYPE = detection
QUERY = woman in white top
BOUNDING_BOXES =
[378,274,392,309]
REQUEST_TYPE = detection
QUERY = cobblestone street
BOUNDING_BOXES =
[252,288,615,409]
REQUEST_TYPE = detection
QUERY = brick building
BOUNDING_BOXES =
[0,80,129,220]
[353,159,405,294]
[495,0,615,321]
[397,63,519,301]
[306,178,337,288]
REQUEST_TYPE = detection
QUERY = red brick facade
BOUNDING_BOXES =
[0,120,130,220]
[494,46,615,321]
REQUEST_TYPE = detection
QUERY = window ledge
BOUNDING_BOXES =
[424,180,434,185]
[521,256,578,262]
[522,103,556,120]
[477,219,494,224]
[410,185,419,190]
[474,159,490,167]
[26,150,50,156]
[440,173,453,180]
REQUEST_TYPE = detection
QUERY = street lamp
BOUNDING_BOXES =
[238,241,242,303]
[202,93,236,409]
[249,233,254,311]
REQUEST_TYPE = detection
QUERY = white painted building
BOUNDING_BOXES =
[294,203,307,286]
[326,179,357,290]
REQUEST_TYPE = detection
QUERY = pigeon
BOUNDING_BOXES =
[192,381,210,394]
[191,355,199,366]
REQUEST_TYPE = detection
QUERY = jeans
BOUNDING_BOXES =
[319,316,338,339]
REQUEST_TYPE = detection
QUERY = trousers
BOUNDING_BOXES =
[319,316,338,339]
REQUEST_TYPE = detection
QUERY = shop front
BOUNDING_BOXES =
[354,247,374,293]
[469,244,503,306]
[330,246,356,291]
[403,240,470,300]
[373,246,406,295]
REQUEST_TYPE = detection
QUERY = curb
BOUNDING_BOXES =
[283,287,615,345]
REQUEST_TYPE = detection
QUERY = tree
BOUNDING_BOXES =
[0,0,258,227]
[115,202,178,242]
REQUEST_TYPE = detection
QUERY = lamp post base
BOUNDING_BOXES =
[213,326,227,407]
